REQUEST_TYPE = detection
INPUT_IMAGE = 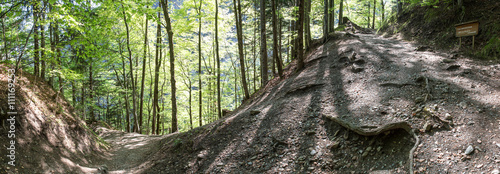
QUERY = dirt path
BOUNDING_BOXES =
[92,127,165,174]
[87,32,499,174]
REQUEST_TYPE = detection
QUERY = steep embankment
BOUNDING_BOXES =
[378,1,500,58]
[0,64,106,173]
[90,30,499,173]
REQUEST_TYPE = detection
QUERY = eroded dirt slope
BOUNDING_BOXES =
[90,31,499,174]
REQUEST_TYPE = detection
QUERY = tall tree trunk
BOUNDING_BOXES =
[122,3,140,132]
[233,0,250,100]
[397,0,402,15]
[329,0,334,32]
[372,0,376,29]
[339,0,344,25]
[271,0,283,77]
[40,1,46,80]
[152,11,162,135]
[253,0,257,91]
[197,0,203,127]
[138,10,149,134]
[160,0,178,132]
[89,58,94,121]
[297,0,305,70]
[33,3,39,77]
[260,0,268,87]
[188,79,192,129]
[215,0,222,119]
[381,0,384,24]
[323,0,328,42]
[1,18,7,61]
[304,0,311,50]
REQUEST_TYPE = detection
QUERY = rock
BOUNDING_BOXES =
[354,59,365,65]
[349,52,357,61]
[491,169,499,174]
[377,146,382,152]
[444,113,453,120]
[310,150,317,156]
[446,65,461,71]
[458,101,467,109]
[442,59,455,63]
[308,167,315,170]
[327,141,340,150]
[415,97,425,103]
[351,65,364,73]
[465,145,474,155]
[250,110,260,116]
[217,162,224,166]
[496,143,500,148]
[247,162,253,165]
[416,46,431,51]
[423,122,432,132]
[467,121,475,125]
[362,151,369,157]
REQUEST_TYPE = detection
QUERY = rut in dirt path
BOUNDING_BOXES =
[94,127,166,174]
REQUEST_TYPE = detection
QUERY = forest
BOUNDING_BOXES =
[2,0,500,173]
[1,0,407,134]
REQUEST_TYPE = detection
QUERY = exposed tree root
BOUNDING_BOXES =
[323,114,419,174]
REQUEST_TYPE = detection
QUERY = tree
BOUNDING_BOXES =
[121,3,140,132]
[271,0,283,77]
[323,0,329,42]
[215,0,222,119]
[160,0,178,133]
[297,0,305,70]
[138,8,149,134]
[372,0,376,29]
[197,0,203,127]
[260,0,268,86]
[33,2,39,77]
[40,1,46,79]
[233,0,250,100]
[339,0,344,25]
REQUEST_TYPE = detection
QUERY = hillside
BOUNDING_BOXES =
[0,64,107,173]
[378,0,500,59]
[84,30,499,173]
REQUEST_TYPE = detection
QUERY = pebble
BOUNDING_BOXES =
[247,162,252,165]
[308,166,314,170]
[424,122,432,132]
[310,150,317,156]
[465,145,474,155]
[217,162,224,166]
[377,146,382,152]
[444,113,453,120]
[491,169,499,174]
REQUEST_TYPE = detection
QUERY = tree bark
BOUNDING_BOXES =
[233,0,250,100]
[323,0,329,42]
[329,0,334,32]
[138,9,149,134]
[40,1,46,80]
[271,0,283,77]
[260,0,268,86]
[381,0,384,24]
[372,0,376,29]
[33,2,39,77]
[197,0,203,127]
[160,0,178,132]
[122,3,140,132]
[297,0,305,70]
[215,0,222,119]
[339,0,344,25]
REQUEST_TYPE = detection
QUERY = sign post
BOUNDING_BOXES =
[455,20,479,49]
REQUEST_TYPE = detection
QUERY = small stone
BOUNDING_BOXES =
[444,113,453,120]
[442,59,455,63]
[415,97,425,103]
[458,102,467,109]
[467,121,475,125]
[476,164,483,168]
[465,145,474,155]
[377,146,382,152]
[362,151,369,157]
[310,150,317,156]
[477,139,482,144]
[446,65,461,71]
[351,65,364,73]
[491,169,499,174]
[247,162,253,165]
[308,166,314,170]
[423,122,432,132]
[217,162,224,166]
[327,142,340,149]
[250,110,260,115]
[366,146,372,152]
[496,143,500,148]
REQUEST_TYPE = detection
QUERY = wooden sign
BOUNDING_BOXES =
[455,20,479,37]
[454,20,479,49]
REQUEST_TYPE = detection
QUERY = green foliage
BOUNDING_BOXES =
[480,35,500,59]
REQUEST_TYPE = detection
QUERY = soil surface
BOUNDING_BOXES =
[85,32,500,173]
